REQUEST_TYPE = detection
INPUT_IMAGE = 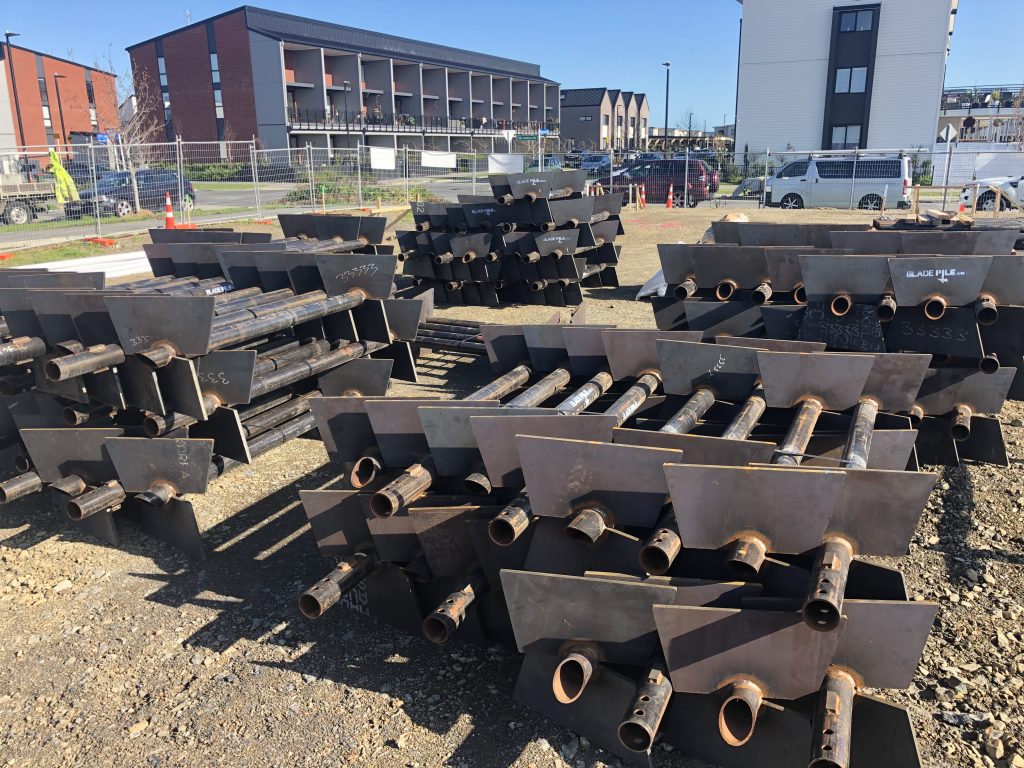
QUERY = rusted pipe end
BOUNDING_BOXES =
[414,222,430,232]
[553,651,595,704]
[979,353,1000,375]
[138,481,176,507]
[725,535,768,579]
[719,680,764,747]
[143,413,167,438]
[519,251,541,263]
[909,404,924,426]
[618,665,672,753]
[49,475,87,498]
[976,295,998,326]
[485,251,500,263]
[830,294,853,318]
[792,282,807,305]
[0,471,42,504]
[422,584,475,645]
[876,294,897,322]
[350,451,382,489]
[369,488,402,518]
[715,280,738,302]
[752,282,773,305]
[488,499,532,547]
[529,280,547,292]
[463,471,492,496]
[924,296,947,321]
[66,481,126,521]
[566,506,609,546]
[13,454,31,473]
[299,553,376,620]
[639,527,681,576]
[43,358,66,382]
[950,404,973,442]
[673,279,697,300]
[497,194,514,205]
[803,538,854,632]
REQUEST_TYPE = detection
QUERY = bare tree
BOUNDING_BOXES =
[93,49,167,213]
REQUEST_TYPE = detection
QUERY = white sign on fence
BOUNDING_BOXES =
[488,153,525,174]
[421,150,457,169]
[369,147,396,170]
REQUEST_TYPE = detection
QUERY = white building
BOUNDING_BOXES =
[734,0,958,153]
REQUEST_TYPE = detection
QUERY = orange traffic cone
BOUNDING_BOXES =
[164,192,175,229]
[666,182,674,209]
[958,203,966,213]
[640,183,647,209]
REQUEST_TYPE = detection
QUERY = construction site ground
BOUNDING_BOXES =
[0,206,1021,768]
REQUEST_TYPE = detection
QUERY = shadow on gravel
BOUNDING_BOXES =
[120,443,545,767]
[936,464,1024,586]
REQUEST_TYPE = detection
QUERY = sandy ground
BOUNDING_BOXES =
[0,205,1021,768]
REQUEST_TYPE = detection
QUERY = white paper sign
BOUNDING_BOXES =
[369,147,396,170]
[421,150,457,169]
[488,153,525,174]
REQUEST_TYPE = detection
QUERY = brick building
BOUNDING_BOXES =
[0,43,119,152]
[127,6,560,151]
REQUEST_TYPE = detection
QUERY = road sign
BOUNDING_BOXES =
[517,135,537,141]
[939,124,958,143]
[95,133,109,145]
[539,128,550,136]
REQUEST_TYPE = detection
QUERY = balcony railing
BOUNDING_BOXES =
[286,108,559,135]
[940,85,1024,113]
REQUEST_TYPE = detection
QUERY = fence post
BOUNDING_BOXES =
[849,149,859,210]
[175,136,186,219]
[683,147,690,208]
[356,145,364,207]
[306,143,316,212]
[471,149,477,197]
[404,146,410,202]
[249,140,263,220]
[762,148,770,209]
[941,140,954,210]
[89,140,101,238]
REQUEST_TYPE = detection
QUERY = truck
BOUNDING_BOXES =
[0,174,56,226]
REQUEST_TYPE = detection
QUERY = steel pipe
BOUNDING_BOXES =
[299,552,378,619]
[66,480,126,521]
[0,336,46,366]
[618,664,672,753]
[774,398,824,466]
[808,669,856,768]
[488,495,533,546]
[803,536,854,632]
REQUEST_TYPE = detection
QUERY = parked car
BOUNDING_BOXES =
[594,159,711,207]
[65,170,196,219]
[580,153,611,173]
[636,152,664,163]
[765,154,911,210]
[525,156,563,172]
[959,175,1023,211]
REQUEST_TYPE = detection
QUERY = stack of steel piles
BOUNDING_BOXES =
[0,214,425,559]
[299,322,950,768]
[397,170,622,306]
[652,220,1023,466]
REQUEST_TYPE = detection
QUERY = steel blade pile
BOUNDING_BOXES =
[300,319,941,768]
[0,214,425,559]
[652,218,1022,466]
[397,170,622,306]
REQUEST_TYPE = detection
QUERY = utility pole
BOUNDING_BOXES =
[53,74,68,149]
[5,31,25,147]
[662,62,670,154]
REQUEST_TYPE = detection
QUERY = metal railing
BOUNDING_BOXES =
[286,108,560,135]
[941,85,1024,112]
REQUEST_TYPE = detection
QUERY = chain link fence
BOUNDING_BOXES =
[2,139,1024,249]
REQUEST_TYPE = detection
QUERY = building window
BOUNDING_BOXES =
[206,23,225,140]
[835,67,868,94]
[831,124,862,149]
[839,9,873,32]
[602,115,609,126]
[578,115,592,122]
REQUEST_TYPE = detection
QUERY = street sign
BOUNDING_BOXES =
[517,135,537,141]
[501,129,516,148]
[939,124,958,143]
[95,133,109,145]
[539,128,550,136]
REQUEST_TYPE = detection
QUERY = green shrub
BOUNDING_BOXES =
[280,181,431,206]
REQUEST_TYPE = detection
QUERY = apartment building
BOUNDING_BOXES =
[734,0,958,152]
[0,42,118,153]
[559,88,649,150]
[127,6,560,151]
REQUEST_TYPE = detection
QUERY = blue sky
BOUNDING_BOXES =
[4,1,1022,128]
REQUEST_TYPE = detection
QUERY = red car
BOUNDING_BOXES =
[598,160,711,207]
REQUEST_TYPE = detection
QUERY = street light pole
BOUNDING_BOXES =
[662,61,670,155]
[342,79,351,149]
[53,74,67,150]
[4,32,25,147]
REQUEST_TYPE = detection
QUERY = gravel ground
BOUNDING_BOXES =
[0,205,1022,768]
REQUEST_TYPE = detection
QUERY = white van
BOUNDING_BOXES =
[765,154,911,210]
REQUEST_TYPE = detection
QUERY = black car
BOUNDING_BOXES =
[65,170,196,219]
